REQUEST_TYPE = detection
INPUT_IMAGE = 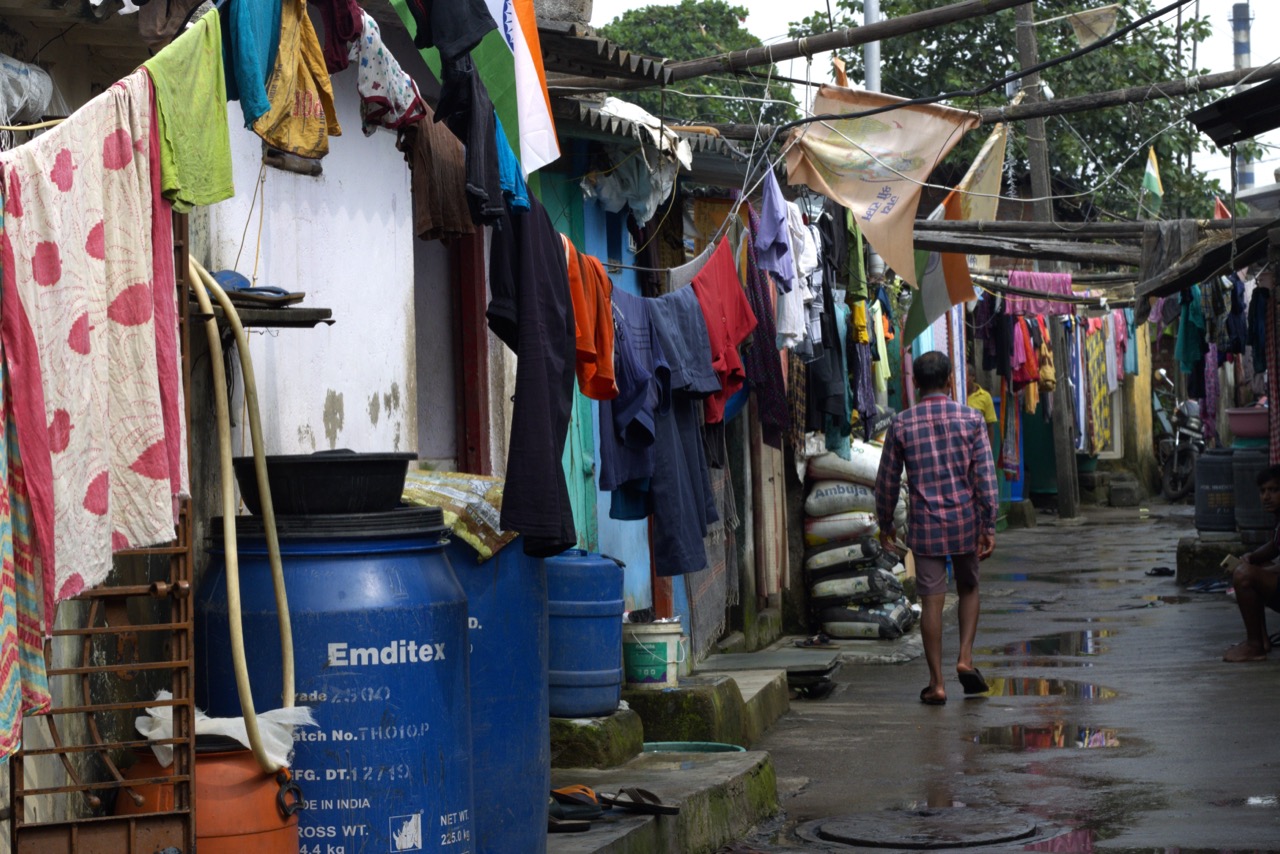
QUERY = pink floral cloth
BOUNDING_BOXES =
[0,70,184,613]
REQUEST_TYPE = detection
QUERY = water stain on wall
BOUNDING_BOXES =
[368,392,381,426]
[297,424,317,452]
[323,390,345,449]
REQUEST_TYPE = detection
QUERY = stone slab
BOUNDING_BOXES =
[551,708,645,770]
[1109,481,1142,507]
[548,750,778,854]
[700,649,840,674]
[624,675,746,747]
[1176,535,1249,585]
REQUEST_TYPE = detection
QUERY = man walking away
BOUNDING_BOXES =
[875,352,998,705]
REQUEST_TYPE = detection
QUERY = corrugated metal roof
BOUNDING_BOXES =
[538,20,672,85]
[1188,77,1280,147]
[551,98,748,161]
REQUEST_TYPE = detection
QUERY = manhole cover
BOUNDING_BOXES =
[797,807,1038,849]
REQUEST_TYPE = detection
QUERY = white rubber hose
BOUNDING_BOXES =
[189,256,294,774]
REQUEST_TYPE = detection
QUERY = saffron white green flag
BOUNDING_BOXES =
[1142,146,1163,214]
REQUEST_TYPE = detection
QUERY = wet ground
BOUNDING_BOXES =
[733,503,1280,852]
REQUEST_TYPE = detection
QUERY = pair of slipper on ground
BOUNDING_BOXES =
[920,668,989,705]
[549,784,680,833]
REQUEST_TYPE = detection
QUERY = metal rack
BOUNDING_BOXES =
[8,214,197,854]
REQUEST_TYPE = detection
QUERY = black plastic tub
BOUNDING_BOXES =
[232,450,417,515]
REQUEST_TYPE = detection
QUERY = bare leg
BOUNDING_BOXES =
[1224,564,1276,662]
[955,579,980,672]
[921,593,946,701]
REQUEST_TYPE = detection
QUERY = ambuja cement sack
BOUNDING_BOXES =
[804,538,881,574]
[805,480,876,517]
[808,442,883,486]
[810,567,904,608]
[804,512,878,547]
[819,598,916,640]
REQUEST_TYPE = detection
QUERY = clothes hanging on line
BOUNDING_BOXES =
[1,70,185,610]
[396,105,475,242]
[435,56,504,227]
[314,0,364,73]
[252,0,342,159]
[348,11,428,136]
[486,197,577,557]
[690,239,756,425]
[563,237,618,401]
[740,206,788,449]
[221,0,282,128]
[1005,271,1076,317]
[143,9,234,214]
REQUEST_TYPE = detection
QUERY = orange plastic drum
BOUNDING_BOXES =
[116,738,300,853]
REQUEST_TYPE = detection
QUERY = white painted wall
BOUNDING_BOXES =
[207,84,422,456]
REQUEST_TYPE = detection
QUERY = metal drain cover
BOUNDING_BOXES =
[798,807,1038,849]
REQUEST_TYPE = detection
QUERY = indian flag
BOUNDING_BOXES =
[394,0,560,177]
[1142,146,1163,214]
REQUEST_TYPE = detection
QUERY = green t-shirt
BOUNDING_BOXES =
[143,10,234,213]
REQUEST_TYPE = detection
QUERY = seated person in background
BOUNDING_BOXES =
[1223,464,1280,662]
[966,374,997,457]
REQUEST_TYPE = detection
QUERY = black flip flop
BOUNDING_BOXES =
[919,686,946,706]
[957,668,989,695]
[599,787,680,816]
[548,797,592,832]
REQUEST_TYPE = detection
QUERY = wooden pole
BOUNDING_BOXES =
[665,0,1032,82]
[1016,3,1080,520]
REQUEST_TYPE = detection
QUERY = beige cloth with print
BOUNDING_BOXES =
[253,0,341,158]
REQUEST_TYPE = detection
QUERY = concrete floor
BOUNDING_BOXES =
[735,502,1280,852]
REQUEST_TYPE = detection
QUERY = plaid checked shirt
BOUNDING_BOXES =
[875,394,998,557]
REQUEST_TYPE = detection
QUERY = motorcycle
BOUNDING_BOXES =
[1153,368,1205,501]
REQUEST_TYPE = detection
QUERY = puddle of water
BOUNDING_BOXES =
[1049,617,1118,624]
[1214,795,1280,808]
[983,659,1095,668]
[974,722,1122,749]
[981,676,1117,699]
[977,630,1115,657]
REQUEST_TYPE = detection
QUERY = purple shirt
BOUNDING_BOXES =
[875,394,998,556]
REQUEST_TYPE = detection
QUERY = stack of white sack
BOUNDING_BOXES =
[803,442,907,546]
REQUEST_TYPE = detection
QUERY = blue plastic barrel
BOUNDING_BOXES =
[195,508,474,854]
[545,551,624,718]
[447,537,549,854]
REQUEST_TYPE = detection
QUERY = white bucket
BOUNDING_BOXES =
[622,623,685,689]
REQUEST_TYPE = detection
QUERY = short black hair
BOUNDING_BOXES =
[1257,465,1280,488]
[914,351,952,393]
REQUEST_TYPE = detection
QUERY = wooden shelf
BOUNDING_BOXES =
[188,301,335,328]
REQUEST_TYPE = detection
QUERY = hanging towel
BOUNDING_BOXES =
[348,11,428,136]
[252,0,341,159]
[143,9,234,213]
[0,70,177,608]
[145,73,190,518]
[1006,271,1076,317]
[0,224,52,762]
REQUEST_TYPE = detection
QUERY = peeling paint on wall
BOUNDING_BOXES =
[394,421,402,451]
[297,424,318,452]
[323,390,345,449]
[383,381,401,414]
[368,392,381,426]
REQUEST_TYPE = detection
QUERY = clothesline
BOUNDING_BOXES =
[973,277,1134,309]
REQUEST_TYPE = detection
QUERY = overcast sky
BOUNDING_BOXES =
[588,0,1280,192]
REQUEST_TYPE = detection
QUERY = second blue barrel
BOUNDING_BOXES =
[195,508,474,854]
[546,551,624,718]
[448,537,549,854]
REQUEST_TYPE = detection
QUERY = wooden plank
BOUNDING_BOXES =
[913,233,1140,266]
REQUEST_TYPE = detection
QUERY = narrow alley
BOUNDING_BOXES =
[738,502,1280,852]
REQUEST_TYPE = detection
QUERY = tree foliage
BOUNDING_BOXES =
[789,0,1236,220]
[598,0,799,126]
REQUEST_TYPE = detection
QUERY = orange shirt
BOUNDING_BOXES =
[562,236,617,400]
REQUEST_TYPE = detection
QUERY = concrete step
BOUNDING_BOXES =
[548,749,778,854]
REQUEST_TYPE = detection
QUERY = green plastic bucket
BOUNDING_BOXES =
[642,742,746,753]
